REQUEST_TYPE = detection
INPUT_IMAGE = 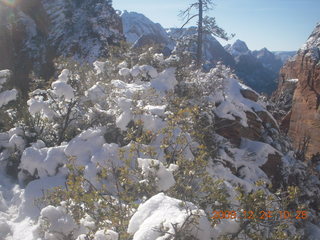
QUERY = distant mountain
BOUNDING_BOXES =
[225,39,251,57]
[225,40,279,94]
[273,51,296,63]
[253,48,283,73]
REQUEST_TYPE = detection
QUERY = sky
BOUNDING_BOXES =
[113,0,320,51]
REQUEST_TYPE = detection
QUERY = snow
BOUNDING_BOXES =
[0,89,18,108]
[286,78,299,83]
[144,105,166,117]
[225,39,250,57]
[139,65,158,79]
[138,158,175,191]
[93,230,119,240]
[119,68,131,77]
[0,70,11,79]
[127,193,211,240]
[130,66,141,77]
[86,82,107,102]
[20,146,67,178]
[27,97,55,120]
[211,77,277,129]
[39,205,77,237]
[51,69,75,101]
[121,11,170,45]
[150,68,177,92]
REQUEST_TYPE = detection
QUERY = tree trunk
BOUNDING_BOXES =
[196,0,203,67]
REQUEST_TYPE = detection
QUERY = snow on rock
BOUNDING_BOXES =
[144,105,166,117]
[20,146,67,178]
[138,158,175,191]
[130,66,141,77]
[119,68,131,77]
[139,65,158,79]
[0,89,18,108]
[93,229,119,240]
[8,134,25,152]
[212,77,277,128]
[286,78,299,83]
[127,193,211,240]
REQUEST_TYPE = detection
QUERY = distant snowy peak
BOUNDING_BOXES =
[225,39,251,57]
[121,11,171,46]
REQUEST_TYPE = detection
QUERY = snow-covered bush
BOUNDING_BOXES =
[0,70,18,131]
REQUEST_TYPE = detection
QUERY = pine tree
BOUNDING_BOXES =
[180,0,234,67]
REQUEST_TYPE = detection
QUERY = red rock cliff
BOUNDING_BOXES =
[279,23,320,158]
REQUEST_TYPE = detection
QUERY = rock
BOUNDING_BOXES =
[240,89,259,102]
[279,110,292,134]
[260,152,283,190]
[215,111,262,147]
[276,23,320,158]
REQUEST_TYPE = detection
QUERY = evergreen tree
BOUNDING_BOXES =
[180,0,234,67]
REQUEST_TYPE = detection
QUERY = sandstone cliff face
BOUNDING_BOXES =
[278,23,320,158]
[0,0,123,90]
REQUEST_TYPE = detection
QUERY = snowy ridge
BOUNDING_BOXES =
[299,22,320,59]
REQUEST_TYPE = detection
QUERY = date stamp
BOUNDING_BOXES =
[211,210,308,220]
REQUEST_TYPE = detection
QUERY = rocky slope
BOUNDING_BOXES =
[275,23,320,158]
[0,0,123,89]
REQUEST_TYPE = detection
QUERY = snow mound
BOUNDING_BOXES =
[127,193,211,240]
[20,146,67,178]
[39,205,77,237]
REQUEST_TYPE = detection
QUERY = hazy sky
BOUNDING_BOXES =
[113,0,320,51]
